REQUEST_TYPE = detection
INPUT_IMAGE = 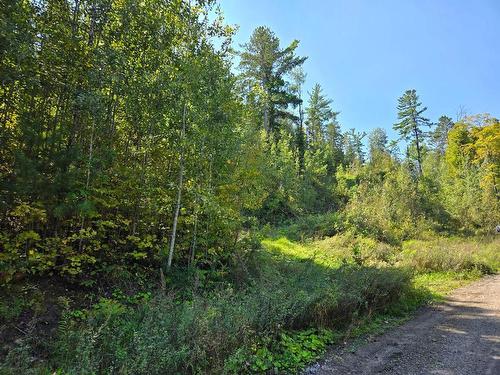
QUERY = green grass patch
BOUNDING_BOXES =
[413,271,483,298]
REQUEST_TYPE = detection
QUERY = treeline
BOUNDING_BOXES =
[1,0,499,283]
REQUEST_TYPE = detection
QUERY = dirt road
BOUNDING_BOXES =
[306,275,500,375]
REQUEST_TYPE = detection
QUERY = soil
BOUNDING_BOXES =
[305,274,500,375]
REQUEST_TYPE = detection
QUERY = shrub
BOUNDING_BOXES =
[50,252,411,374]
[262,212,342,242]
[400,237,497,274]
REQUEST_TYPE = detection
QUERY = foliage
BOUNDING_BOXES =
[1,2,499,374]
[343,165,432,243]
[401,236,498,274]
[226,328,337,374]
[393,89,431,175]
[238,26,307,136]
[28,243,410,374]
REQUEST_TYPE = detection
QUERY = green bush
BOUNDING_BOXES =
[49,253,411,374]
[262,212,343,242]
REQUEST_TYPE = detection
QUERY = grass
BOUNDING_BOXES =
[256,234,499,373]
[1,234,498,374]
[401,236,499,274]
[413,271,483,297]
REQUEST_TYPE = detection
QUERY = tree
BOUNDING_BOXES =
[431,115,454,155]
[290,67,306,175]
[343,129,366,165]
[368,127,388,163]
[325,119,344,170]
[305,83,339,149]
[394,89,430,176]
[239,26,306,136]
[0,0,249,278]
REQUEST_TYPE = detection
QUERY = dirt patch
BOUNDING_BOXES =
[0,278,85,362]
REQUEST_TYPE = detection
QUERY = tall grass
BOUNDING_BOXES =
[47,246,411,374]
[400,236,499,274]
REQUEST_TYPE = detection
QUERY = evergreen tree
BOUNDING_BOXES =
[343,129,366,164]
[394,89,431,176]
[290,67,307,175]
[239,26,306,136]
[368,127,388,163]
[305,84,339,148]
[325,118,344,171]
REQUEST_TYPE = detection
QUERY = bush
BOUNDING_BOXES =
[262,212,342,242]
[50,250,411,374]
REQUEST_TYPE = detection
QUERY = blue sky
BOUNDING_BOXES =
[219,0,500,139]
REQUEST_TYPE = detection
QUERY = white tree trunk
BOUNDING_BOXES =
[167,103,187,271]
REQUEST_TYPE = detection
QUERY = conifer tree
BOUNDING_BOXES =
[305,84,339,148]
[431,115,454,155]
[239,26,306,136]
[291,68,307,175]
[394,89,430,175]
[368,127,388,163]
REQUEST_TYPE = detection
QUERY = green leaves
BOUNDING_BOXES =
[227,328,336,373]
[239,26,306,135]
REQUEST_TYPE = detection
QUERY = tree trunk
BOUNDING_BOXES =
[189,212,198,267]
[263,104,269,133]
[166,103,187,271]
[414,126,423,176]
[78,118,95,252]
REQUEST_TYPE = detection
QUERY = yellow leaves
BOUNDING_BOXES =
[469,119,500,163]
[444,116,499,216]
[466,118,499,190]
[9,202,47,226]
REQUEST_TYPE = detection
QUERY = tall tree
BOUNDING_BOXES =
[368,127,388,163]
[325,118,344,172]
[305,83,339,149]
[239,26,306,136]
[343,128,366,165]
[431,115,454,155]
[394,89,430,176]
[290,67,306,175]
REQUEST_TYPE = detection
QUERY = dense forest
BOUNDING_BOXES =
[1,1,499,374]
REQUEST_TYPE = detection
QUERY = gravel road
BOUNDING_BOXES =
[305,274,500,375]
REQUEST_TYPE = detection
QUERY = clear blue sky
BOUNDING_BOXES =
[219,0,500,139]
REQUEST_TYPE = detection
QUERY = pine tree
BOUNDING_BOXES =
[325,119,344,171]
[343,129,366,164]
[291,67,306,175]
[431,115,454,155]
[394,89,430,176]
[239,26,306,136]
[305,84,339,149]
[368,127,388,163]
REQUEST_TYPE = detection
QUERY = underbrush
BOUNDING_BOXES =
[1,247,412,374]
[262,233,398,269]
[261,212,343,241]
[54,262,410,374]
[401,236,499,274]
[1,235,498,374]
